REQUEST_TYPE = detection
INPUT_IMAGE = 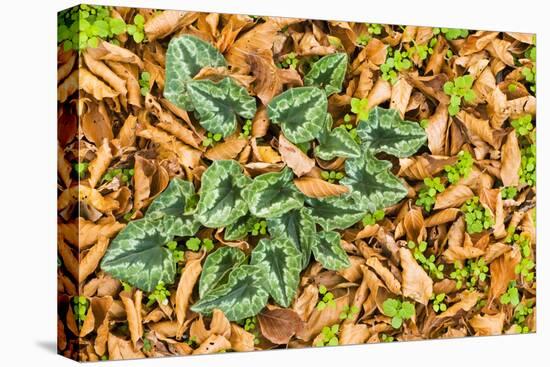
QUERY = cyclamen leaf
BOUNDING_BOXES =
[199,247,246,298]
[311,231,351,270]
[164,35,226,110]
[316,126,361,160]
[251,237,302,307]
[304,53,348,96]
[267,87,328,144]
[197,160,251,228]
[340,152,408,212]
[191,265,269,321]
[357,107,427,157]
[268,208,316,269]
[187,77,257,137]
[224,215,255,241]
[100,218,175,292]
[306,196,366,231]
[146,178,200,237]
[242,167,304,218]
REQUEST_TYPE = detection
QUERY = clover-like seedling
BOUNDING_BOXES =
[165,241,184,263]
[72,296,89,328]
[443,75,476,116]
[343,114,360,143]
[381,49,412,85]
[73,162,89,179]
[511,115,534,137]
[501,186,518,200]
[419,119,429,129]
[126,14,145,43]
[250,220,267,236]
[240,119,253,138]
[380,333,394,342]
[279,52,299,70]
[142,338,152,352]
[382,298,415,329]
[506,231,531,258]
[433,27,469,41]
[315,324,340,347]
[500,281,520,306]
[445,150,473,184]
[202,132,223,147]
[350,97,370,121]
[431,293,447,313]
[321,170,345,184]
[362,209,385,226]
[121,281,133,292]
[461,196,494,234]
[139,71,150,97]
[356,33,369,46]
[102,167,134,184]
[316,285,336,311]
[185,237,214,252]
[520,144,536,186]
[409,38,437,62]
[339,304,360,321]
[146,281,170,307]
[367,23,383,35]
[408,240,445,280]
[242,317,261,344]
[416,177,445,212]
[521,67,536,94]
[515,258,535,283]
[513,299,534,329]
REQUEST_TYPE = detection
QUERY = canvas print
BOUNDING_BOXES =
[57,4,537,362]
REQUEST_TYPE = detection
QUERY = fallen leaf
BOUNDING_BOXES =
[500,131,521,186]
[434,184,474,210]
[258,308,305,344]
[176,259,202,337]
[294,177,349,198]
[399,247,433,305]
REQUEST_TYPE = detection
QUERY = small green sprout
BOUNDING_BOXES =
[343,114,360,143]
[500,281,520,306]
[362,209,385,226]
[356,33,369,46]
[416,177,445,212]
[102,168,134,183]
[350,97,370,121]
[513,299,534,332]
[126,14,145,43]
[185,237,214,252]
[321,170,345,183]
[431,293,447,313]
[315,324,340,347]
[419,119,429,129]
[450,258,489,289]
[521,66,536,94]
[445,150,473,184]
[202,132,223,147]
[382,298,415,329]
[407,241,444,280]
[433,27,469,41]
[461,196,494,234]
[72,296,89,327]
[121,281,133,292]
[316,285,336,311]
[339,304,360,320]
[73,162,89,179]
[511,115,534,137]
[501,186,518,200]
[506,231,531,258]
[409,38,436,61]
[519,144,536,186]
[380,333,394,342]
[525,44,536,62]
[185,335,198,347]
[366,23,383,35]
[508,83,518,93]
[381,49,412,85]
[443,75,476,116]
[139,71,150,96]
[142,338,152,352]
[240,119,253,138]
[242,317,260,344]
[515,258,535,283]
[250,220,267,236]
[166,241,184,263]
[147,281,170,307]
[279,52,299,70]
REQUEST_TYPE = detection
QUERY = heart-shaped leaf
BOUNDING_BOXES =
[357,107,427,157]
[340,152,408,212]
[164,35,226,110]
[199,247,246,298]
[316,126,361,160]
[187,77,257,137]
[267,86,328,144]
[311,231,351,270]
[304,53,348,96]
[146,177,200,237]
[191,265,269,321]
[224,215,255,241]
[100,218,175,292]
[267,208,316,269]
[242,167,304,218]
[251,237,302,307]
[196,160,251,228]
[306,196,366,231]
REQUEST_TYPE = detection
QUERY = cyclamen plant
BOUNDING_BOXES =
[101,35,427,321]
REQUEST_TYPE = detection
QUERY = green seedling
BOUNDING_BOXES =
[450,258,489,290]
[316,285,336,311]
[146,281,170,307]
[433,27,469,41]
[362,209,385,226]
[102,168,134,183]
[431,293,447,313]
[515,258,535,283]
[382,298,415,329]
[142,338,152,352]
[339,304,360,321]
[315,324,340,347]
[343,114,360,143]
[380,333,394,342]
[501,186,518,200]
[511,115,534,137]
[445,150,473,184]
[202,132,223,147]
[240,119,253,138]
[321,170,345,184]
[350,97,370,121]
[367,23,383,35]
[419,119,429,129]
[72,296,89,328]
[126,14,146,43]
[519,144,536,186]
[416,177,445,212]
[139,71,150,96]
[73,162,89,179]
[166,240,185,263]
[443,75,476,116]
[242,317,261,344]
[381,49,412,85]
[513,299,534,333]
[279,52,299,70]
[500,281,520,306]
[521,67,536,94]
[408,241,444,280]
[185,237,214,252]
[461,196,494,234]
[250,220,267,236]
[356,33,369,46]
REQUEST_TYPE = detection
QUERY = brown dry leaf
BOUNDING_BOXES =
[390,77,413,118]
[256,145,282,163]
[364,38,387,65]
[117,115,137,148]
[339,324,369,345]
[436,290,480,319]
[190,309,231,344]
[294,177,349,198]
[175,259,202,336]
[292,284,319,322]
[442,235,485,263]
[193,334,232,355]
[258,308,305,344]
[229,323,255,352]
[459,31,499,56]
[78,237,110,283]
[248,51,290,105]
[278,134,315,176]
[296,295,348,341]
[366,257,401,295]
[403,207,426,243]
[87,139,113,188]
[58,70,78,102]
[456,111,504,149]
[120,290,143,350]
[489,247,521,302]
[425,103,449,155]
[469,313,505,336]
[425,208,461,227]
[216,15,253,52]
[367,77,392,108]
[59,217,124,249]
[87,40,143,68]
[205,136,248,160]
[434,184,474,210]
[108,333,146,360]
[57,144,72,188]
[83,51,127,97]
[80,68,119,101]
[500,131,521,186]
[362,265,391,313]
[398,154,456,180]
[81,101,114,146]
[252,106,269,138]
[399,247,433,305]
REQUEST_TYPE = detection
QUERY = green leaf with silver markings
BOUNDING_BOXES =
[199,247,246,298]
[100,218,175,292]
[267,208,316,269]
[251,237,302,307]
[315,115,361,160]
[304,53,348,96]
[340,152,408,212]
[224,215,255,241]
[196,160,251,228]
[191,265,269,321]
[312,231,351,270]
[306,195,366,231]
[267,86,328,144]
[242,167,304,218]
[164,35,226,110]
[187,77,257,137]
[356,107,426,157]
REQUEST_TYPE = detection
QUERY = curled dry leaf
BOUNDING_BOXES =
[278,134,315,177]
[145,11,198,41]
[399,247,433,305]
[403,207,426,243]
[87,139,113,188]
[500,131,521,186]
[296,295,348,341]
[192,334,232,355]
[339,323,369,345]
[190,309,231,344]
[294,177,349,198]
[436,291,480,319]
[205,136,248,161]
[258,308,305,344]
[469,313,505,336]
[176,259,202,335]
[489,247,521,302]
[229,324,255,352]
[120,290,144,350]
[366,257,401,295]
[424,208,460,227]
[434,184,474,210]
[79,237,110,283]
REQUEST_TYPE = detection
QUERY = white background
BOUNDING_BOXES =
[0,0,546,365]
